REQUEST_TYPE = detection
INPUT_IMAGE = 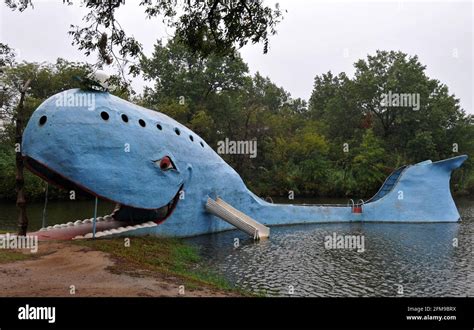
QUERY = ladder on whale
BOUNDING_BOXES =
[206,197,270,240]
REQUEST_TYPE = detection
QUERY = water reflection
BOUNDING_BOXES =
[0,200,115,231]
[186,198,474,297]
[0,197,472,297]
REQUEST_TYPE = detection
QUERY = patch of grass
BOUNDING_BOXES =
[0,250,37,264]
[0,231,42,264]
[74,236,250,296]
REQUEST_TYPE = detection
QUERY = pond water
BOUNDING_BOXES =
[185,197,474,297]
[0,199,116,232]
[0,197,472,297]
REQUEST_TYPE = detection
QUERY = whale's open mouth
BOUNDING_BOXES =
[24,156,182,240]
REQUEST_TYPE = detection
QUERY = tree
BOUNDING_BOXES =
[141,36,249,117]
[308,50,473,196]
[353,50,468,162]
[140,36,250,144]
[0,52,92,234]
[140,38,314,195]
[351,129,386,196]
[406,131,437,162]
[6,0,284,82]
[14,78,31,235]
[308,71,363,147]
[0,46,33,235]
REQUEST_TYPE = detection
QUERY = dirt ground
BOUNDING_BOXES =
[0,241,236,297]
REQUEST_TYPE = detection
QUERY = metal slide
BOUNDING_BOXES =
[206,197,270,239]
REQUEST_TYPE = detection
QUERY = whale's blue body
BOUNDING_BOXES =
[22,89,467,238]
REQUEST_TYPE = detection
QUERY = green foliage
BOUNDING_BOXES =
[6,0,283,85]
[0,57,93,201]
[0,45,472,202]
[406,131,437,162]
[87,45,474,199]
[307,50,474,197]
[0,249,37,264]
[351,130,386,196]
[141,42,473,198]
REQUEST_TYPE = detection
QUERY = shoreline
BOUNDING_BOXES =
[0,237,244,297]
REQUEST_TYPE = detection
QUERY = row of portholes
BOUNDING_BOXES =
[38,111,205,148]
[101,111,205,148]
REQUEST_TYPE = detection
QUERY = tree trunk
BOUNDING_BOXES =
[16,79,31,236]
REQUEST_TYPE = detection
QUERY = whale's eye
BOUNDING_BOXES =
[158,156,175,171]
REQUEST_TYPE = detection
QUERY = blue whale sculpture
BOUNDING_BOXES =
[22,89,468,239]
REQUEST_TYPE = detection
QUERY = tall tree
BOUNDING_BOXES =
[0,54,92,233]
[14,78,31,235]
[140,36,250,142]
[6,0,284,82]
[0,45,32,235]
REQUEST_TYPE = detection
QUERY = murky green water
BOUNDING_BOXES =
[185,197,474,297]
[0,197,472,297]
[0,199,115,232]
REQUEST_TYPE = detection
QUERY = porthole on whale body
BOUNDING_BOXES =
[39,116,47,126]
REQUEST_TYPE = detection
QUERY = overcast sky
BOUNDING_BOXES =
[1,0,472,113]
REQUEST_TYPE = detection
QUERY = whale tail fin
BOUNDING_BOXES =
[364,155,468,222]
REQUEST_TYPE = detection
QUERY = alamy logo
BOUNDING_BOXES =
[324,233,365,252]
[55,91,96,111]
[0,233,38,253]
[18,304,56,323]
[217,138,257,158]
[380,91,420,111]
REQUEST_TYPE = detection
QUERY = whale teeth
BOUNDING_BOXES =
[39,228,47,232]
[58,214,156,240]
